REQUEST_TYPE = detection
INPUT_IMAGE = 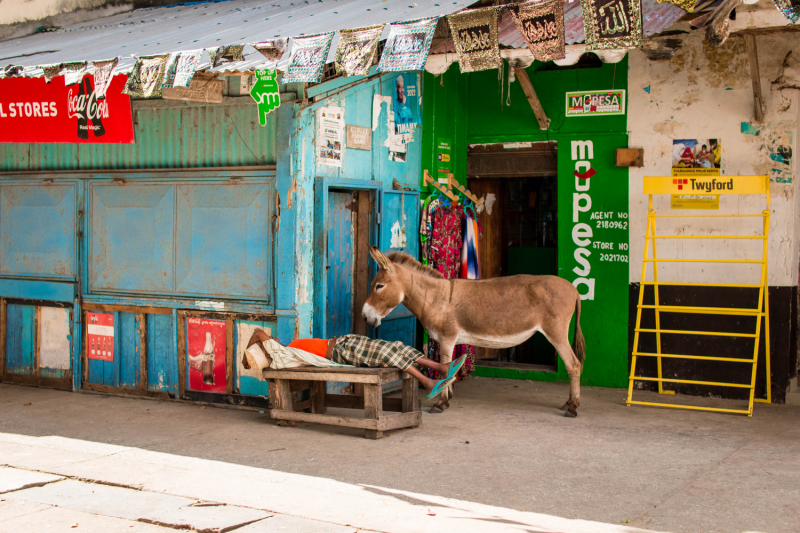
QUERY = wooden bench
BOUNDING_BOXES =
[263,366,421,439]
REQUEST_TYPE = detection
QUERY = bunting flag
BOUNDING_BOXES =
[251,39,289,63]
[656,0,696,13]
[334,24,385,77]
[281,32,335,84]
[40,63,64,84]
[63,62,88,86]
[123,54,169,98]
[509,0,566,62]
[447,7,502,73]
[161,52,181,89]
[172,49,204,88]
[207,45,245,68]
[1,65,23,78]
[773,0,799,22]
[377,16,438,72]
[581,0,643,51]
[91,58,118,99]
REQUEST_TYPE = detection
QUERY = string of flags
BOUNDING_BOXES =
[4,0,792,99]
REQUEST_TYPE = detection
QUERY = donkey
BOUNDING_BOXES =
[362,246,586,417]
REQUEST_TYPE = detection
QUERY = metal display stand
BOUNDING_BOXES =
[627,175,771,416]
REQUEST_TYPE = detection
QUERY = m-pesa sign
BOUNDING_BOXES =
[0,74,134,143]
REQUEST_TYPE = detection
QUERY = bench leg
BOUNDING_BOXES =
[270,379,293,427]
[401,376,420,428]
[311,381,326,414]
[363,383,383,439]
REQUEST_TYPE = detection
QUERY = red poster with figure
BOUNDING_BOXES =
[0,74,134,143]
[87,312,115,362]
[187,317,227,393]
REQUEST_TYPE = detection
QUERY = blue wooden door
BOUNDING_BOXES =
[326,191,355,338]
[377,189,419,346]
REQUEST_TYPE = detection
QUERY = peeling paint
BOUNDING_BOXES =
[287,178,298,209]
[195,301,225,311]
[741,122,761,136]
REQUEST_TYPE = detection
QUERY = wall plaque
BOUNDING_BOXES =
[346,125,371,150]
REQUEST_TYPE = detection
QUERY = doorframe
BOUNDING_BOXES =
[313,178,381,339]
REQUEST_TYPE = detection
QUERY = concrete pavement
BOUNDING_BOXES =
[1,377,798,532]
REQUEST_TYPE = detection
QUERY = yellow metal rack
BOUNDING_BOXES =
[627,175,771,416]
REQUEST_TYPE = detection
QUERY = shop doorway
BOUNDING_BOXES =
[467,142,559,370]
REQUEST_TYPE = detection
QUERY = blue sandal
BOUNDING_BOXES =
[446,355,467,380]
[426,375,457,400]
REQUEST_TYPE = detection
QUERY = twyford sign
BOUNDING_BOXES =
[0,74,134,143]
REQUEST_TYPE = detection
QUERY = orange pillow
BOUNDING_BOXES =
[287,338,329,358]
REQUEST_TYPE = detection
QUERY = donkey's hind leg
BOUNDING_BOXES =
[545,332,582,418]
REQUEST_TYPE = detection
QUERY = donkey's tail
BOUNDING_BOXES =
[572,295,586,368]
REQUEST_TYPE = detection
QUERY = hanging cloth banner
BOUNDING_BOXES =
[91,58,118,99]
[281,31,335,84]
[656,0,696,13]
[334,24,385,77]
[773,0,799,22]
[377,16,439,72]
[161,52,181,89]
[581,0,643,51]
[1,65,23,78]
[509,0,566,62]
[447,7,502,73]
[40,64,64,84]
[207,45,245,68]
[168,49,204,88]
[250,39,289,63]
[63,62,88,86]
[123,54,169,98]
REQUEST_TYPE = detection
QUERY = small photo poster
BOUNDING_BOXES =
[318,106,344,167]
[566,90,626,117]
[672,138,721,176]
[187,317,227,393]
[87,312,114,362]
[391,73,419,135]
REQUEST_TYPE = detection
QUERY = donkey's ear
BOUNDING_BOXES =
[369,245,391,270]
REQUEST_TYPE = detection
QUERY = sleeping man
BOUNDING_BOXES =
[243,329,464,400]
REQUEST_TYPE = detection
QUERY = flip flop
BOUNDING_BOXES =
[426,375,457,400]
[446,355,467,380]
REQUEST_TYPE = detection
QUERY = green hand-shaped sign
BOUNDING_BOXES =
[250,69,280,126]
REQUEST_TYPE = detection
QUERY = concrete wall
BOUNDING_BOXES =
[0,0,130,25]
[628,30,800,287]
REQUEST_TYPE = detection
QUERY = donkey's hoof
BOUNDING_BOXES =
[429,405,444,414]
[563,409,578,418]
[560,402,569,411]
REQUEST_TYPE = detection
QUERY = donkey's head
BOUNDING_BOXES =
[362,246,404,328]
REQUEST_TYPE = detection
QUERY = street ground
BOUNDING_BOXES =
[0,377,798,533]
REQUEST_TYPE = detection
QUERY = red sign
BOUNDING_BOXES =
[87,312,115,362]
[0,74,134,143]
[187,317,227,393]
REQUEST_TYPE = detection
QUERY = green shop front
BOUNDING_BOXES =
[421,56,630,388]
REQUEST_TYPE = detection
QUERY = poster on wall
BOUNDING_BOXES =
[187,317,227,393]
[87,312,115,362]
[0,74,134,143]
[436,138,452,179]
[318,106,343,168]
[391,73,419,135]
[672,138,721,176]
[566,90,626,117]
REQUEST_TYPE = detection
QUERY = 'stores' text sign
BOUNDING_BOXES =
[0,74,134,143]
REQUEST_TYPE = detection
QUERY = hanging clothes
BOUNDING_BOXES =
[422,203,475,381]
[460,213,481,280]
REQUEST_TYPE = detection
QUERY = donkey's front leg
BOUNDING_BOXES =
[432,339,456,412]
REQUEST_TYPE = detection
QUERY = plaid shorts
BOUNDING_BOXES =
[330,335,423,371]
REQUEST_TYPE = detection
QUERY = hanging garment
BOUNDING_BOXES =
[460,214,481,280]
[423,205,475,381]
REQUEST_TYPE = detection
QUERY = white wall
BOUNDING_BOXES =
[0,0,126,25]
[628,30,800,287]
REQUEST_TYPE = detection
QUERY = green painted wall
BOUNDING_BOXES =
[422,59,630,388]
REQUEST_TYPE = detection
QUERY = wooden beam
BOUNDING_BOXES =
[743,35,765,124]
[514,68,550,131]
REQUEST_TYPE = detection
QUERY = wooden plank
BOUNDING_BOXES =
[138,314,147,390]
[82,382,170,399]
[176,311,187,396]
[743,35,765,124]
[381,371,411,384]
[363,383,383,439]
[325,393,404,412]
[378,411,422,431]
[312,381,326,414]
[401,378,419,420]
[293,398,312,412]
[269,409,380,430]
[615,148,644,168]
[352,190,371,336]
[514,68,550,130]
[0,299,5,377]
[273,379,293,411]
[2,373,72,390]
[262,369,399,383]
[162,77,225,104]
[33,306,40,377]
[83,303,172,315]
[82,309,88,385]
[226,317,234,395]
[289,380,312,391]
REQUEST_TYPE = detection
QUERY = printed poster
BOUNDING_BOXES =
[436,137,452,177]
[672,138,721,176]
[566,90,626,116]
[318,106,343,167]
[87,312,114,362]
[187,317,227,393]
[391,73,419,135]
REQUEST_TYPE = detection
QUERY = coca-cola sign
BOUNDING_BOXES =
[0,74,134,143]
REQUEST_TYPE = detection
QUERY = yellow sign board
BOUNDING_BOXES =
[670,194,720,209]
[644,175,768,196]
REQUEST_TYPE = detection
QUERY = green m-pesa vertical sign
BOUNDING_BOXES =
[558,133,630,387]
